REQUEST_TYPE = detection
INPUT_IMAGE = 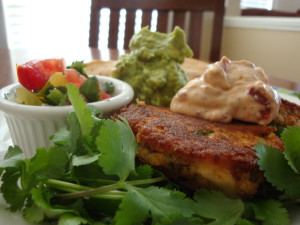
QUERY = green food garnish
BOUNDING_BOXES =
[0,84,297,224]
[67,61,88,78]
[255,126,300,200]
[79,76,100,102]
[104,82,115,94]
[195,129,214,136]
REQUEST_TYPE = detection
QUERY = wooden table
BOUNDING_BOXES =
[0,47,300,92]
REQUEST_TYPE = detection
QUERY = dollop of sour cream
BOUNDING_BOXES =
[170,56,281,125]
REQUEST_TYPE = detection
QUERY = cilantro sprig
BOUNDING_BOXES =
[255,126,300,200]
[0,83,296,224]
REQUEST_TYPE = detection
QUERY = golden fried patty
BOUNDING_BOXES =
[119,104,284,197]
[274,99,300,127]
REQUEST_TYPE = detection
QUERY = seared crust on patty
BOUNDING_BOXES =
[274,99,300,127]
[119,104,284,197]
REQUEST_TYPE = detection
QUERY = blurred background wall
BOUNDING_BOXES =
[221,18,300,83]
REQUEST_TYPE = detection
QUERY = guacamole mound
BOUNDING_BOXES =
[112,26,193,107]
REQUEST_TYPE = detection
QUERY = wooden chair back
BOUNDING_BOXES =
[89,0,225,62]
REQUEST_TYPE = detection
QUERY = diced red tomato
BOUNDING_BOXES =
[32,59,65,79]
[17,58,66,91]
[65,69,87,88]
[17,64,47,91]
[99,90,111,100]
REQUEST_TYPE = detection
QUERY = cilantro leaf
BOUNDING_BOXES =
[255,142,300,199]
[67,61,88,77]
[281,126,300,173]
[23,202,44,223]
[50,126,69,146]
[193,189,244,225]
[114,185,195,225]
[72,154,100,167]
[23,147,68,190]
[157,214,205,225]
[0,145,24,172]
[129,164,154,180]
[58,214,90,225]
[67,83,94,137]
[3,145,23,160]
[235,219,255,225]
[67,112,84,154]
[97,118,137,181]
[248,200,289,225]
[0,146,26,211]
[0,146,68,212]
[113,189,149,225]
[1,167,28,211]
[23,187,80,223]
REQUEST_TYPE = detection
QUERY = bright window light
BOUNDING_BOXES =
[240,0,273,10]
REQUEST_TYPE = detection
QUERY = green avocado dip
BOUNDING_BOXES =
[112,26,193,107]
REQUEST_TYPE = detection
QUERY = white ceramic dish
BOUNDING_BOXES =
[0,76,134,158]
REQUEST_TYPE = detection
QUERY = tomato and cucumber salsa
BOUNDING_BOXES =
[14,59,114,106]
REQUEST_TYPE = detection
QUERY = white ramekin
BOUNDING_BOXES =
[0,76,134,158]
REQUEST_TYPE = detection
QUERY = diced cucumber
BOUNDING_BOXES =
[46,88,67,105]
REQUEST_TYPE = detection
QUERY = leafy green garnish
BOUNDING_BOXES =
[67,83,95,137]
[246,200,289,225]
[281,126,300,174]
[195,129,214,136]
[97,118,137,181]
[0,83,298,224]
[103,82,115,94]
[193,189,244,225]
[67,60,88,77]
[255,127,300,200]
[79,76,100,103]
[0,146,68,212]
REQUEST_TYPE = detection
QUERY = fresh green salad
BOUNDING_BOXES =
[0,84,299,225]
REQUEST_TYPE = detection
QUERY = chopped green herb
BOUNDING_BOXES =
[67,61,88,78]
[4,93,11,100]
[104,82,115,94]
[195,129,214,136]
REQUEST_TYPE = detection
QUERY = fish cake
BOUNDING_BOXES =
[119,104,284,197]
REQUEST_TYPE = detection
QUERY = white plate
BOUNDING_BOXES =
[0,90,299,225]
